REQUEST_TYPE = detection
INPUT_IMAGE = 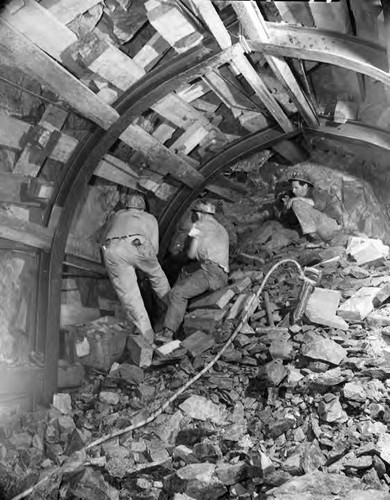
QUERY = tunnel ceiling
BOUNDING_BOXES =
[0,0,390,399]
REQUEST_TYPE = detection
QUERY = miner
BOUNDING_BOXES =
[102,194,170,345]
[159,200,229,342]
[284,170,342,247]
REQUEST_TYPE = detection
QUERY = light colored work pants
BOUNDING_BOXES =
[164,260,228,333]
[103,236,170,339]
[292,200,340,242]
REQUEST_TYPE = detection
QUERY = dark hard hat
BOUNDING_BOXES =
[288,170,314,187]
[191,200,216,214]
[125,194,146,210]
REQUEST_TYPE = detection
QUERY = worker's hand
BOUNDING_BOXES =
[283,197,293,210]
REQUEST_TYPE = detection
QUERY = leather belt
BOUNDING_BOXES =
[102,234,140,250]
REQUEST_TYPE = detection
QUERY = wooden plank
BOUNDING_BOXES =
[189,0,232,49]
[0,173,28,203]
[0,113,30,150]
[0,212,52,249]
[153,123,176,144]
[72,37,146,91]
[177,80,210,103]
[0,19,119,129]
[120,124,205,188]
[250,23,390,91]
[94,155,141,190]
[133,32,170,72]
[381,0,390,72]
[152,92,212,129]
[138,173,178,201]
[40,0,101,25]
[232,54,294,132]
[145,0,203,54]
[3,0,77,62]
[202,69,257,118]
[170,122,210,155]
[152,92,228,151]
[191,0,293,132]
[232,1,319,128]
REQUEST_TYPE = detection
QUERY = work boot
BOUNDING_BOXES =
[155,328,174,345]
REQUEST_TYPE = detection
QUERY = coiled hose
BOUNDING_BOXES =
[12,259,304,500]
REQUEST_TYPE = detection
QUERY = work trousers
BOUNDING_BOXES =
[164,260,228,333]
[103,236,170,339]
[292,199,340,242]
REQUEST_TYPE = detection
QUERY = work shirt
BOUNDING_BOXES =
[188,216,229,272]
[106,208,159,254]
[310,188,343,224]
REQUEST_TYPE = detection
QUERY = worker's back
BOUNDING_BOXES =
[106,208,159,253]
[190,216,229,272]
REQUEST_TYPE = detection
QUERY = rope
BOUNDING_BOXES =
[11,259,303,500]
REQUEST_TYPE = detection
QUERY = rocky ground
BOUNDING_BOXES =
[3,233,390,499]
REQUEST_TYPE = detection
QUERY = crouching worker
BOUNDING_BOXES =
[285,171,342,247]
[102,194,170,345]
[159,201,229,342]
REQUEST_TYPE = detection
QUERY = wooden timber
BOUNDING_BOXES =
[191,0,294,132]
[120,124,205,188]
[0,213,52,250]
[0,19,119,129]
[3,0,77,62]
[231,1,318,128]
[40,0,101,25]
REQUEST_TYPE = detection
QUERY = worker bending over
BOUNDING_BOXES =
[102,194,170,344]
[160,201,229,342]
[284,171,342,247]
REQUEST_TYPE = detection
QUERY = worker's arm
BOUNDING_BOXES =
[284,196,314,210]
[187,224,200,260]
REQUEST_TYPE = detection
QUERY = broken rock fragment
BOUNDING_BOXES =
[179,395,227,425]
[302,337,346,366]
[318,393,348,423]
[343,381,367,402]
[163,463,227,499]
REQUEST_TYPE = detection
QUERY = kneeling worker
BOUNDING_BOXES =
[285,171,342,246]
[160,201,229,342]
[102,194,170,344]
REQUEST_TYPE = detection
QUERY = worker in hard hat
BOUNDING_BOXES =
[284,171,343,247]
[102,194,170,344]
[159,200,229,342]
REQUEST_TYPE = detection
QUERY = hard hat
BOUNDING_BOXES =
[288,170,314,187]
[191,200,216,215]
[125,194,146,210]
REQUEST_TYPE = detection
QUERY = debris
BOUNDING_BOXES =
[52,393,72,414]
[347,236,389,266]
[302,337,346,366]
[127,335,154,368]
[338,287,382,321]
[305,287,348,330]
[109,363,144,385]
[156,340,182,356]
[189,287,235,310]
[182,331,215,357]
[183,309,227,335]
[99,391,120,405]
[179,395,227,424]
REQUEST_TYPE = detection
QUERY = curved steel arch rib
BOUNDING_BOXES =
[249,23,390,88]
